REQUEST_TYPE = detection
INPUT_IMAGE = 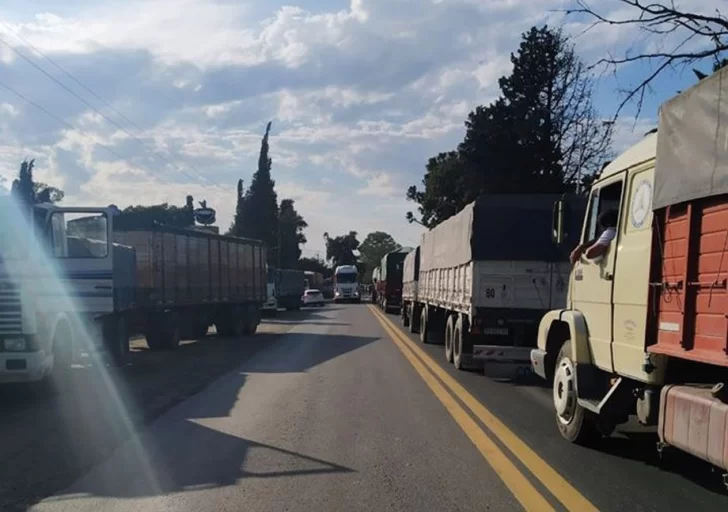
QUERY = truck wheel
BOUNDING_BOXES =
[445,315,455,363]
[553,340,599,444]
[453,316,471,370]
[401,304,410,327]
[419,308,429,344]
[105,317,129,366]
[409,305,420,334]
[48,323,73,390]
[145,323,165,351]
[162,313,182,350]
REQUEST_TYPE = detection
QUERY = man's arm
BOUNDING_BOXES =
[583,228,616,260]
[569,238,596,264]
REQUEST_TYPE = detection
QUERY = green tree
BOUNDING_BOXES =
[11,159,65,207]
[406,25,611,227]
[228,179,245,235]
[406,151,475,228]
[358,231,401,266]
[233,122,279,263]
[278,198,308,268]
[114,196,195,230]
[323,231,360,267]
[299,256,330,277]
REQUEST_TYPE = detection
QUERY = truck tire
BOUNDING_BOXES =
[553,340,599,445]
[401,304,410,327]
[445,315,454,363]
[162,313,182,350]
[419,308,429,344]
[147,313,181,350]
[243,306,260,335]
[453,316,471,370]
[105,317,129,366]
[409,305,420,334]
[48,322,73,391]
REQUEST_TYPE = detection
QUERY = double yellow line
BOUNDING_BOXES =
[368,305,598,512]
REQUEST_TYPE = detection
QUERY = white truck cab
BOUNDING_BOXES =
[333,265,360,303]
[0,199,116,383]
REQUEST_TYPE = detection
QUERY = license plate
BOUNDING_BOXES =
[483,328,509,335]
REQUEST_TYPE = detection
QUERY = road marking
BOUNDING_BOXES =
[368,305,555,512]
[369,306,599,512]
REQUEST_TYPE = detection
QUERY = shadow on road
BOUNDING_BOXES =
[39,373,355,504]
[0,308,372,511]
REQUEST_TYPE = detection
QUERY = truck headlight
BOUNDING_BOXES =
[3,337,27,352]
[353,291,359,296]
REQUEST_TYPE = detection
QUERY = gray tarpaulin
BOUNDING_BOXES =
[403,246,420,283]
[654,66,728,210]
[419,194,586,271]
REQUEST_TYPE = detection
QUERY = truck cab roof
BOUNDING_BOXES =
[599,132,657,181]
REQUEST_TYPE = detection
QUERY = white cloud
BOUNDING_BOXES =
[0,0,713,256]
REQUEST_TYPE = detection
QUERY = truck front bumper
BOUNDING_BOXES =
[530,348,547,380]
[0,350,52,383]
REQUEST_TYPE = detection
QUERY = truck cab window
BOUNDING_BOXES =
[50,212,109,258]
[584,181,623,242]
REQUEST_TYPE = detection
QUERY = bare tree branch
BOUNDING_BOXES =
[564,0,728,119]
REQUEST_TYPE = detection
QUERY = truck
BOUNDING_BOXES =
[376,249,410,313]
[333,265,360,303]
[403,194,585,373]
[532,66,728,483]
[268,268,306,311]
[371,266,381,303]
[304,270,324,290]
[0,201,266,384]
[401,247,420,328]
[262,266,278,314]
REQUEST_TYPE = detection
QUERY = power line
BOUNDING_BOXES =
[0,77,179,188]
[0,25,230,196]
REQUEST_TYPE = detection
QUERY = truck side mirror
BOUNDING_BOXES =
[552,199,567,245]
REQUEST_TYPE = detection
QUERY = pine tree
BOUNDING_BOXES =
[236,122,279,263]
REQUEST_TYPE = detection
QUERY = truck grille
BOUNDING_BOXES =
[0,280,22,335]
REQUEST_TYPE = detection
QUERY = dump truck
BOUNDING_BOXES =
[270,268,306,311]
[401,247,420,328]
[532,67,728,484]
[376,249,410,313]
[404,194,585,374]
[0,202,266,383]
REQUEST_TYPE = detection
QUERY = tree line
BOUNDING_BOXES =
[7,133,405,279]
[406,3,727,229]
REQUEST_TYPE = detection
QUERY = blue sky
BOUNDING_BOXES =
[0,0,722,257]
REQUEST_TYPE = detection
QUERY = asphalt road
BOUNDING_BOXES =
[31,304,728,511]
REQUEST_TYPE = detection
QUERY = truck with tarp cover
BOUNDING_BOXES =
[404,193,585,375]
[401,247,420,326]
[376,249,410,313]
[532,66,728,484]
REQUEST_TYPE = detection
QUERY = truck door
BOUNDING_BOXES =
[571,175,625,373]
[47,208,114,317]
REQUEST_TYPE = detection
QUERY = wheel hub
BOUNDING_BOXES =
[553,358,576,423]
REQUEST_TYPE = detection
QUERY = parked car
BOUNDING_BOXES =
[302,289,325,307]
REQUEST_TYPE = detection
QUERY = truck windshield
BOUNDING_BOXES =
[336,273,357,283]
[0,203,44,260]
